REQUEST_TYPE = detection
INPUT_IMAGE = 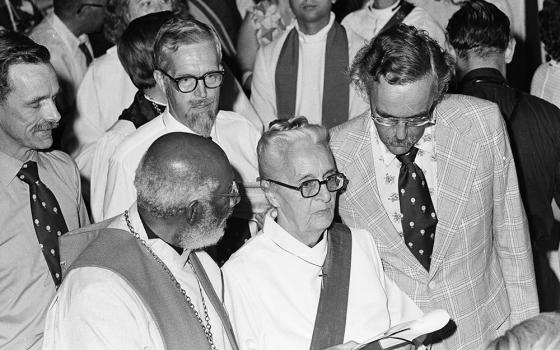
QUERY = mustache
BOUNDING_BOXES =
[34,121,59,131]
[189,99,214,108]
[385,138,416,148]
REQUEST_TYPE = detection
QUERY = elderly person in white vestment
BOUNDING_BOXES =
[222,117,423,350]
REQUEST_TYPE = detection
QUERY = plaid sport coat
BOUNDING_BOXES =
[330,94,539,349]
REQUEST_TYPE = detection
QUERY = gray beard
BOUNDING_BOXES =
[188,108,217,137]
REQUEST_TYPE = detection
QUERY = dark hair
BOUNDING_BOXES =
[350,24,454,103]
[0,31,50,102]
[538,2,560,61]
[447,0,510,59]
[53,0,81,17]
[103,0,189,44]
[118,11,175,90]
[154,17,222,72]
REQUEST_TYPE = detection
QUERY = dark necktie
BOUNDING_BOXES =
[78,42,92,67]
[397,147,437,271]
[17,161,68,286]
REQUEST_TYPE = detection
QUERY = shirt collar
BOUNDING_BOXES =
[162,109,196,134]
[123,202,190,269]
[50,13,83,50]
[460,67,508,88]
[163,109,219,139]
[263,215,328,267]
[367,0,402,15]
[369,116,436,166]
[0,149,38,186]
[295,12,335,43]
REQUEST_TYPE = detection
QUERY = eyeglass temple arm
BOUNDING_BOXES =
[261,178,301,191]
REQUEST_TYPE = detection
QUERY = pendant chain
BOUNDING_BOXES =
[124,210,217,350]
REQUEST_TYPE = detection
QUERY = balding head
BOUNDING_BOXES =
[135,132,232,217]
[134,133,235,250]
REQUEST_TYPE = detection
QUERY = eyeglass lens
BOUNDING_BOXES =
[178,72,224,93]
[301,174,345,198]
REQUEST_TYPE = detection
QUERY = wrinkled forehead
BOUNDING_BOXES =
[279,141,334,178]
[369,75,438,115]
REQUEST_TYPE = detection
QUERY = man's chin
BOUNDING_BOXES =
[188,227,225,251]
[387,144,414,156]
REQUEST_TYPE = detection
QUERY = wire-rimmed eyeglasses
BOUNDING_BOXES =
[157,69,225,93]
[213,181,241,207]
[263,173,348,198]
[371,108,435,127]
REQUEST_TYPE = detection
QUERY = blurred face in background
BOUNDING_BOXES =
[126,0,172,22]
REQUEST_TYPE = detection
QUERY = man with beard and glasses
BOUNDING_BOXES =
[103,17,260,220]
[43,132,239,349]
[330,24,538,349]
[0,32,89,349]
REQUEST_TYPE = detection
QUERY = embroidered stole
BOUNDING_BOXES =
[275,22,350,128]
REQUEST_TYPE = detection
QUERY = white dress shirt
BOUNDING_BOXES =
[0,150,89,350]
[222,216,423,350]
[531,59,560,110]
[29,13,91,111]
[89,119,136,222]
[342,0,447,50]
[251,13,370,127]
[71,46,134,181]
[103,110,260,220]
[72,47,262,180]
[42,204,232,350]
[370,121,437,235]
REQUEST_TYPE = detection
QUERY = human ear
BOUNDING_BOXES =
[185,200,202,225]
[261,180,280,208]
[505,37,516,64]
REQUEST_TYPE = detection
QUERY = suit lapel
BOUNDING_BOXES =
[342,119,429,277]
[429,109,480,278]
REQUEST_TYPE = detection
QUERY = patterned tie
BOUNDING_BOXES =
[396,147,437,271]
[78,42,92,67]
[17,161,68,286]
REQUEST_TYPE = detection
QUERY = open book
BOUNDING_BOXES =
[353,309,450,350]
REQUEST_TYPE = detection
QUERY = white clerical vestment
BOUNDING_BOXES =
[222,217,423,350]
[42,204,232,350]
[103,110,260,220]
[251,13,369,127]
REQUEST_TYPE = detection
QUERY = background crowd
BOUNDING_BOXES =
[2,0,560,349]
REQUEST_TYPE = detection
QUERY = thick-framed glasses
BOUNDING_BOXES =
[77,3,105,13]
[371,109,435,127]
[213,181,241,207]
[263,173,348,198]
[158,69,225,93]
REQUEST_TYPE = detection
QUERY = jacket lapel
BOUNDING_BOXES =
[429,106,480,278]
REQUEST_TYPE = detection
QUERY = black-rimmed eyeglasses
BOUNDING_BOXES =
[263,173,348,198]
[158,69,225,93]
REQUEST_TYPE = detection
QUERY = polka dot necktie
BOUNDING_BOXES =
[17,161,68,286]
[396,147,437,271]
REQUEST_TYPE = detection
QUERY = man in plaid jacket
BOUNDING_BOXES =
[330,24,538,349]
